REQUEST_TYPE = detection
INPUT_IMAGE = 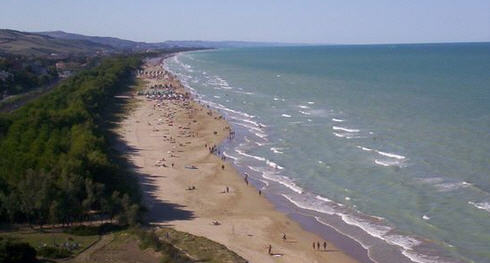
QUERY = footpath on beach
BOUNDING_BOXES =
[117,57,358,263]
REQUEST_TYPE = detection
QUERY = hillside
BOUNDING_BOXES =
[0,29,113,57]
[37,30,303,50]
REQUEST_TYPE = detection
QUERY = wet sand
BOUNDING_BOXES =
[117,57,358,263]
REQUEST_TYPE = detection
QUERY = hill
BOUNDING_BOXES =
[37,30,304,50]
[0,29,113,57]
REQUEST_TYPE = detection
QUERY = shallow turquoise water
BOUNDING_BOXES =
[165,43,490,263]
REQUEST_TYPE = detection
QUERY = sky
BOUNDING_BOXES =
[1,0,489,44]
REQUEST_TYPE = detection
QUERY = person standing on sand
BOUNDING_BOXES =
[282,233,287,241]
[323,241,327,250]
[317,241,320,250]
[313,242,316,250]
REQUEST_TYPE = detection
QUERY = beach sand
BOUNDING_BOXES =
[117,57,358,263]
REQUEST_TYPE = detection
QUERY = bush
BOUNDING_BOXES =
[65,225,99,236]
[0,238,37,263]
[37,246,71,259]
[65,223,126,236]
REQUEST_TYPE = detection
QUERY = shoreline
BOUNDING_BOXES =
[117,56,362,262]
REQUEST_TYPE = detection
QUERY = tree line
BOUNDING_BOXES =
[0,55,58,96]
[0,55,143,227]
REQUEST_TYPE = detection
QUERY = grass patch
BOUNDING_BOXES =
[156,227,247,263]
[0,229,99,256]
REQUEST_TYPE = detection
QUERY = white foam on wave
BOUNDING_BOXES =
[222,151,238,161]
[230,121,263,134]
[200,99,255,119]
[468,201,490,213]
[333,126,360,133]
[332,118,345,122]
[299,110,311,115]
[236,149,283,170]
[434,182,471,192]
[377,151,406,160]
[333,132,362,139]
[281,194,336,215]
[401,250,445,263]
[356,145,373,152]
[266,159,284,170]
[298,105,310,109]
[281,114,292,118]
[374,159,401,167]
[234,90,255,95]
[253,170,302,193]
[235,149,266,162]
[270,147,284,154]
[307,101,315,105]
[315,195,333,203]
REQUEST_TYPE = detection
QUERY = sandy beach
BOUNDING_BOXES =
[117,57,358,263]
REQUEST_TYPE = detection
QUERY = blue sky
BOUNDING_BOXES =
[1,0,489,44]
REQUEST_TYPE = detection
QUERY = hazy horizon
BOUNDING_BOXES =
[1,0,489,45]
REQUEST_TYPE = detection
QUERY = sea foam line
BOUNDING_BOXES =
[333,126,360,133]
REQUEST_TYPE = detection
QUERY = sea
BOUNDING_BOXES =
[164,43,490,263]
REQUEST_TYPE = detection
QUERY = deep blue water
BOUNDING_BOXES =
[165,43,490,263]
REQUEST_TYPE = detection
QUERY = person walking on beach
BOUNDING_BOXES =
[282,233,287,241]
[268,244,272,255]
[317,242,320,250]
[312,242,316,250]
[323,241,327,250]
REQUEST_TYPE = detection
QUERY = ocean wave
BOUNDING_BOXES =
[332,126,360,133]
[468,201,490,213]
[356,145,373,152]
[299,110,311,115]
[266,160,284,170]
[333,132,363,139]
[270,147,284,154]
[315,195,333,203]
[374,159,401,167]
[333,132,346,138]
[222,151,238,161]
[377,150,406,160]
[236,149,283,170]
[434,182,471,192]
[332,118,345,122]
[281,194,336,215]
[281,114,292,118]
[307,101,315,105]
[258,171,302,193]
[298,105,310,109]
[235,149,266,162]
[401,250,446,263]
[308,109,328,117]
[200,99,255,119]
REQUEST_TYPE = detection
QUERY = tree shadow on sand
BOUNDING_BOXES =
[106,90,194,226]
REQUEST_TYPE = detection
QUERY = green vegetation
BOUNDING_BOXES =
[0,229,99,255]
[0,237,37,263]
[0,55,143,227]
[0,29,113,57]
[0,55,58,96]
[156,228,247,263]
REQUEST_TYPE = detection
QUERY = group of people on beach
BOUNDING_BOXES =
[313,241,328,251]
